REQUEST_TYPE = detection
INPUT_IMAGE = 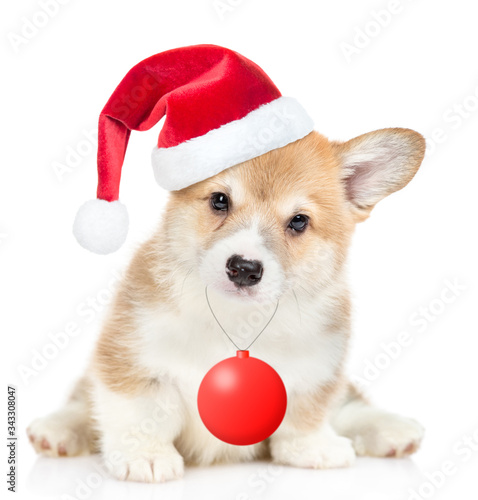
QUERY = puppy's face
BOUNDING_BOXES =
[166,129,425,303]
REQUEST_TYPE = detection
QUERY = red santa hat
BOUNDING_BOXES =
[73,44,314,254]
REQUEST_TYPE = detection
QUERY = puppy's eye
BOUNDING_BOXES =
[288,214,309,232]
[210,192,229,211]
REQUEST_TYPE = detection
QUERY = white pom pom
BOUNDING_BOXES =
[73,199,129,254]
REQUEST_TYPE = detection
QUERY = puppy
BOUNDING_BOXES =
[28,128,425,482]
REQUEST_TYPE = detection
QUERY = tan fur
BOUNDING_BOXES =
[92,240,170,396]
[286,380,346,433]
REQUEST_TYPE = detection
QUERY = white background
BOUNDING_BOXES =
[2,0,478,499]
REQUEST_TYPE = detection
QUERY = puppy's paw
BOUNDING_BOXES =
[105,446,184,483]
[27,414,90,457]
[271,427,356,469]
[352,413,425,458]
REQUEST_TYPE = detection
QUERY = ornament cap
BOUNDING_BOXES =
[198,351,287,445]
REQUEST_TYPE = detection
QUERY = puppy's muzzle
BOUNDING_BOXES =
[226,255,263,287]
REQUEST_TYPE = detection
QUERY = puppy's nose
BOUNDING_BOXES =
[226,255,263,287]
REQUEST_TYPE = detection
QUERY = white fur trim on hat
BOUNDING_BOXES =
[73,199,129,255]
[151,96,314,191]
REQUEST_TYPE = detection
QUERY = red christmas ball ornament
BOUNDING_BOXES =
[197,350,287,446]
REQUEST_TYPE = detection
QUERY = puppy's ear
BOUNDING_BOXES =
[332,128,425,221]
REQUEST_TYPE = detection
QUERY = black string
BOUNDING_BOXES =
[205,286,279,351]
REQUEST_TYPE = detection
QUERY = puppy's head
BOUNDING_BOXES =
[164,129,425,302]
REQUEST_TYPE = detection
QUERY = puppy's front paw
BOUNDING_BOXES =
[352,413,425,458]
[105,445,184,483]
[271,426,356,469]
[27,414,91,457]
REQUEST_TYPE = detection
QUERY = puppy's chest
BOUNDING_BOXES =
[137,303,346,399]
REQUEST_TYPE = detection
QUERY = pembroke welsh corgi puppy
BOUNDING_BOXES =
[28,128,425,482]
